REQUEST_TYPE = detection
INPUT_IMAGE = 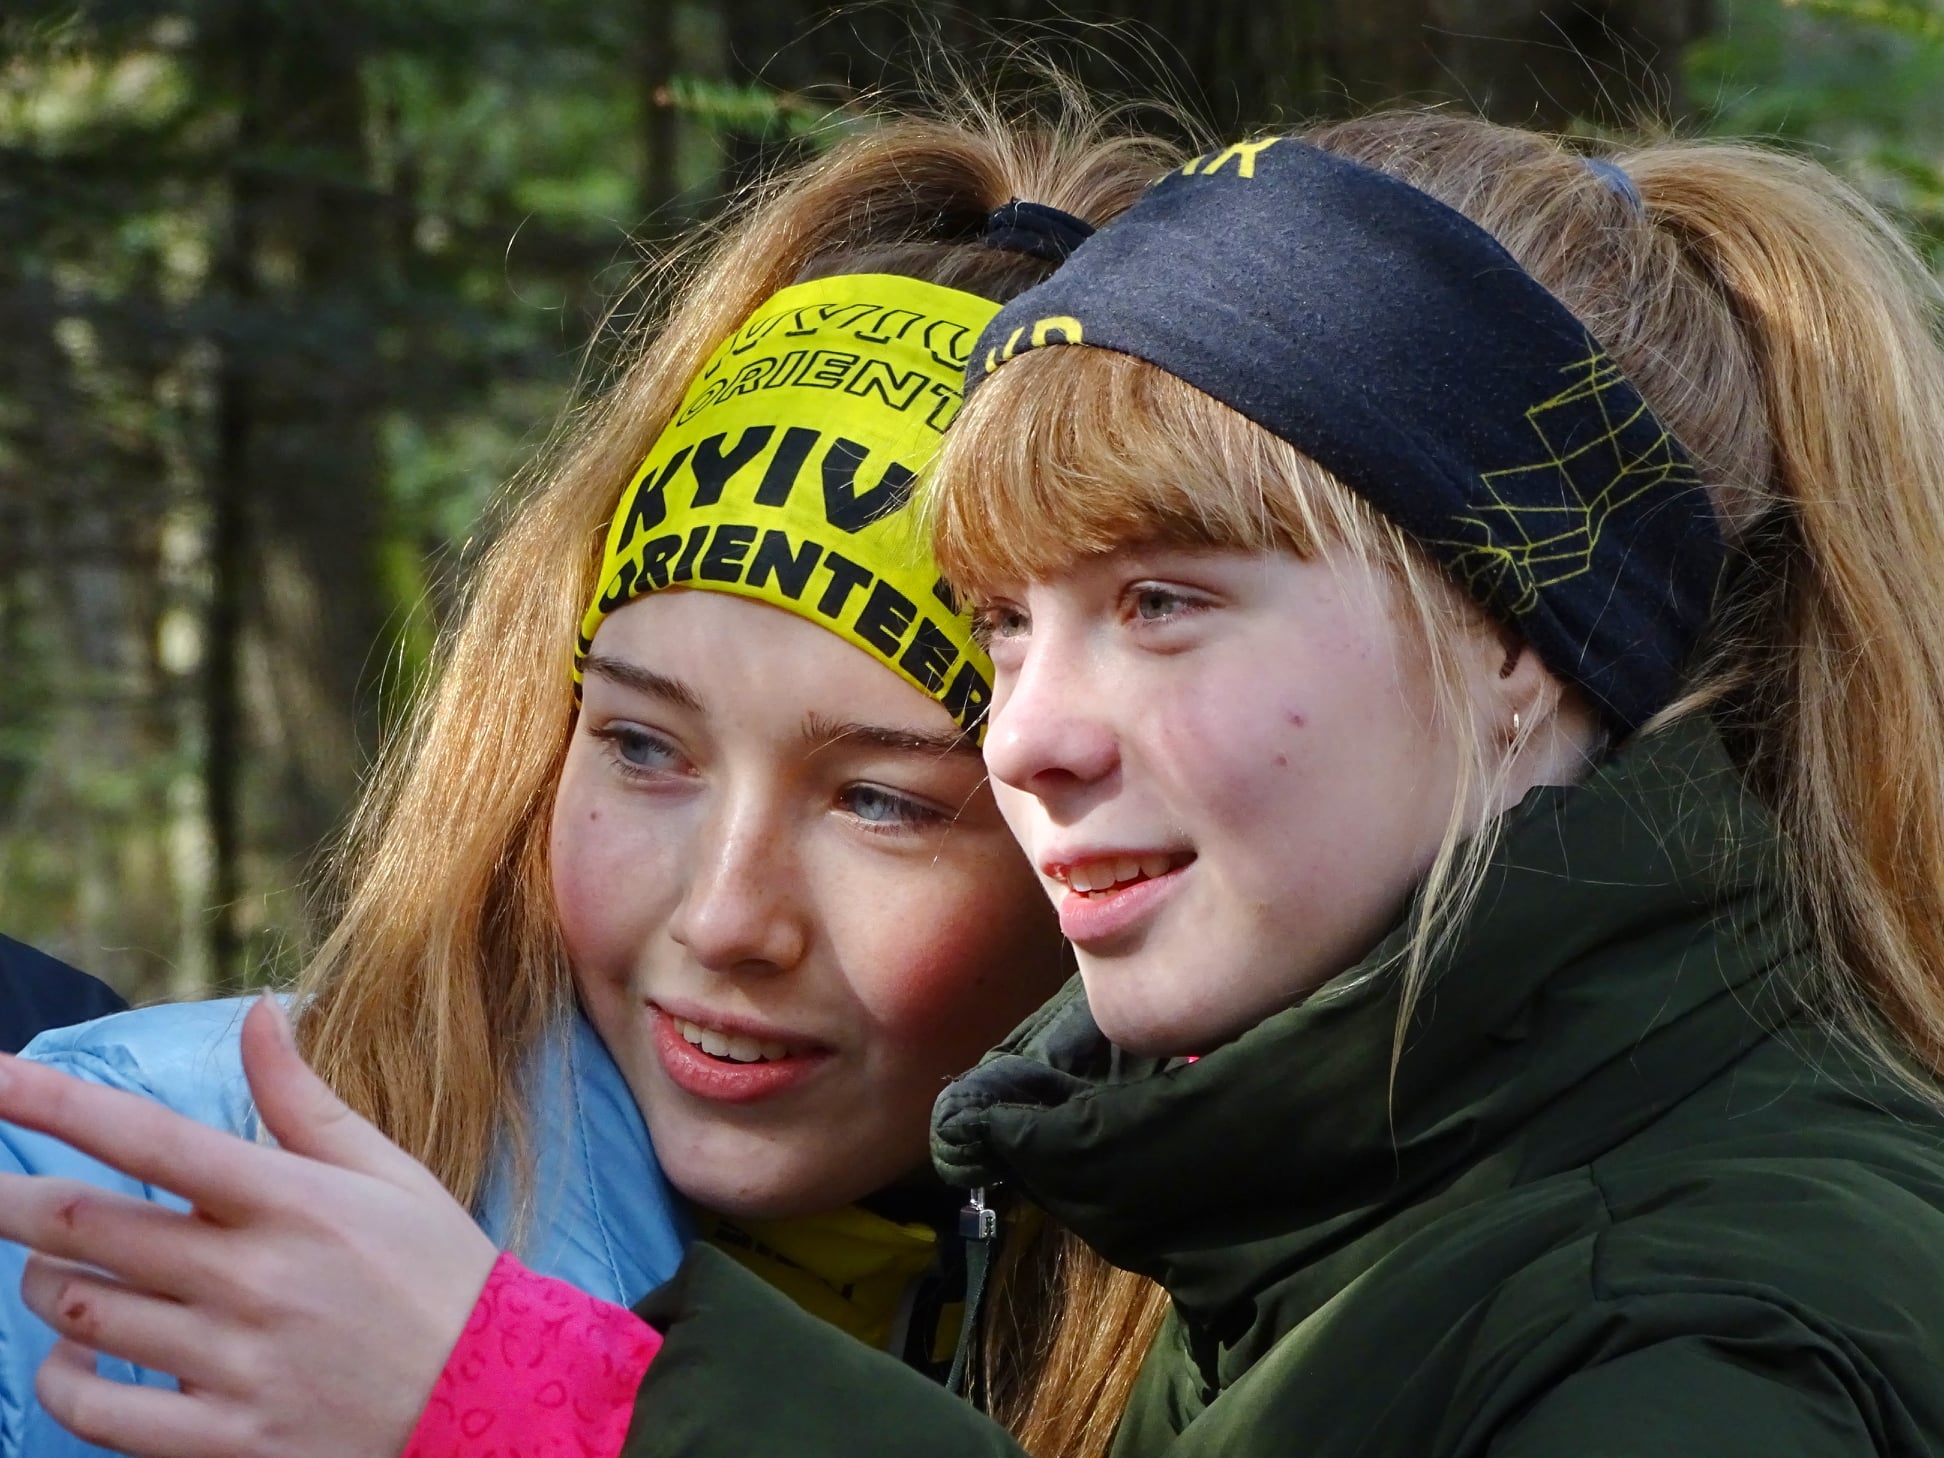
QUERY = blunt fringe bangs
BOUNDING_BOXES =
[929,342,1520,1076]
[930,346,1425,594]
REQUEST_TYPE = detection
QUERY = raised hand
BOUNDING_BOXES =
[0,996,499,1458]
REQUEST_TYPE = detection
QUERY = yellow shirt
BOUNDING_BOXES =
[702,1204,961,1362]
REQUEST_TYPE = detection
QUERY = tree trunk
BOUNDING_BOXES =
[641,0,680,220]
[203,0,386,983]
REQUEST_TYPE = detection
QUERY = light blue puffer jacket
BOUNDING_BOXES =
[0,998,692,1458]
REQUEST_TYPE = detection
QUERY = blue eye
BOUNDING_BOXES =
[599,725,685,776]
[972,602,1029,645]
[1131,586,1189,621]
[841,784,945,830]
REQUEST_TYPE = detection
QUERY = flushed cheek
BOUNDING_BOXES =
[845,897,1053,1069]
[856,930,1001,1050]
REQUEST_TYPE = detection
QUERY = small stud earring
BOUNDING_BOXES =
[1510,710,1523,741]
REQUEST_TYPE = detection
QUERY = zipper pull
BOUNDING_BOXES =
[945,1185,999,1397]
[958,1185,998,1242]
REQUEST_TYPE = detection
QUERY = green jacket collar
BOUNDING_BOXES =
[934,720,1808,1356]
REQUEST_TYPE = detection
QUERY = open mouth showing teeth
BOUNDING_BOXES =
[1058,853,1194,898]
[673,1017,795,1064]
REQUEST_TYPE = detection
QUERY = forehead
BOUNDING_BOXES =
[587,588,959,734]
[1000,543,1328,596]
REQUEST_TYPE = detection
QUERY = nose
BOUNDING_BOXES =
[982,634,1120,798]
[665,793,809,974]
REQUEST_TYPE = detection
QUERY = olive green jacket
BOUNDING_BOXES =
[631,721,1944,1456]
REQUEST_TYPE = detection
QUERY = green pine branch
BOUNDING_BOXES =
[1781,0,1944,43]
[651,76,837,139]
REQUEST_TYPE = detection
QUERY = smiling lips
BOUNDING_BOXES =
[671,1016,794,1064]
[1053,852,1186,896]
[1045,851,1195,944]
[651,1005,830,1103]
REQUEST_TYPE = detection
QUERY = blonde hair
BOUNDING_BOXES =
[290,95,1177,1458]
[930,109,1944,1094]
[983,1222,1172,1457]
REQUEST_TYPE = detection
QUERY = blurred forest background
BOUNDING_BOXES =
[3,0,1941,1001]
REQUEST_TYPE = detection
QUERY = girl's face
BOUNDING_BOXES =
[553,590,1061,1220]
[979,546,1482,1057]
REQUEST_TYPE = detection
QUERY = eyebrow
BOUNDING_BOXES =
[801,711,980,759]
[583,656,705,713]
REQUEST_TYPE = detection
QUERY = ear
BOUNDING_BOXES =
[1467,622,1608,792]
[1471,621,1561,750]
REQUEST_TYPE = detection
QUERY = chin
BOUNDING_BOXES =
[1074,956,1193,1056]
[696,1184,803,1222]
[669,1163,815,1222]
[1085,998,1205,1059]
[654,1136,786,1220]
[1083,968,1266,1059]
[664,1144,896,1222]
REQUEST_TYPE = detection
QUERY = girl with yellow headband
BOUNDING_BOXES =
[0,105,1177,1458]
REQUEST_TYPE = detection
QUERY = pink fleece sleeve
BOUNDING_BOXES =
[401,1250,663,1458]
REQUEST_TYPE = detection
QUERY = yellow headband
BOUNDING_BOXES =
[577,274,1001,737]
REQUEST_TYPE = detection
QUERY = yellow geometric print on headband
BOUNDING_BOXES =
[577,274,1002,736]
[1428,343,1703,616]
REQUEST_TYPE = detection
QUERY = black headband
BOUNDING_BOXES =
[970,138,1721,733]
[982,199,1095,265]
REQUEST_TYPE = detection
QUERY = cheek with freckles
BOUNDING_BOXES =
[549,796,615,975]
[549,762,684,997]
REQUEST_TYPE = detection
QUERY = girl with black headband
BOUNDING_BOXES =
[616,113,1944,1456]
[0,107,1178,1458]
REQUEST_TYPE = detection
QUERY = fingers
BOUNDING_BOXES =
[22,1256,227,1392]
[0,1055,277,1221]
[0,1173,224,1301]
[238,998,425,1186]
[37,1339,247,1458]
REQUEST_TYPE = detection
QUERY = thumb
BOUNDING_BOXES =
[240,996,424,1186]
